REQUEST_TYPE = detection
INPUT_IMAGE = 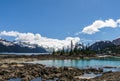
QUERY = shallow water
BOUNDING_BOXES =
[78,73,102,79]
[0,53,50,55]
[27,56,120,69]
[8,77,58,81]
[9,56,120,81]
[8,78,42,81]
[8,78,21,81]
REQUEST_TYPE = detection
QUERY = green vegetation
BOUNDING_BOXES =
[100,45,120,54]
[52,41,96,56]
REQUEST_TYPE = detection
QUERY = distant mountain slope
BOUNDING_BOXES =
[0,39,47,53]
[89,38,120,54]
[112,38,120,46]
[90,41,115,51]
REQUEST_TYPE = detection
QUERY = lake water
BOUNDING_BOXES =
[8,77,58,81]
[27,56,120,69]
[8,77,42,81]
[9,56,120,81]
[0,53,50,55]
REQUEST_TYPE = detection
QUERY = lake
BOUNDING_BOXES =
[27,56,120,69]
[9,56,120,81]
[0,53,50,55]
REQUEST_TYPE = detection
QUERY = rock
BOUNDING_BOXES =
[0,63,116,81]
[22,75,33,81]
[0,64,9,68]
[63,67,69,70]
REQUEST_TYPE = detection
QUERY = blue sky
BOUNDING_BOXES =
[0,0,120,44]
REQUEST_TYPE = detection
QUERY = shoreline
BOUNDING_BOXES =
[0,55,105,63]
[0,63,119,81]
[0,54,115,64]
[0,54,119,81]
[0,63,105,81]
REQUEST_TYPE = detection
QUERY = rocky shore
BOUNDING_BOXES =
[0,63,119,81]
[91,72,120,81]
[0,63,104,81]
[0,54,119,81]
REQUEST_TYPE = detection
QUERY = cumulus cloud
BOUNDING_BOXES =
[77,19,120,35]
[0,31,80,50]
[0,31,19,37]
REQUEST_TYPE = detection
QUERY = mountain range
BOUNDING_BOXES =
[0,39,47,53]
[0,37,120,53]
[90,38,120,54]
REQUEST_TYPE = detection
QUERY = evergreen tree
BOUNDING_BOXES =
[52,48,55,55]
[69,40,73,55]
[60,47,65,55]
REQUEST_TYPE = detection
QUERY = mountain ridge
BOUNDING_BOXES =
[0,38,47,53]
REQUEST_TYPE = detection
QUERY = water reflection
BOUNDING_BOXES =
[31,77,42,81]
[27,56,120,68]
[9,57,120,81]
[9,77,58,81]
[8,78,21,81]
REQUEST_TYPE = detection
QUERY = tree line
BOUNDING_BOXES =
[52,41,96,56]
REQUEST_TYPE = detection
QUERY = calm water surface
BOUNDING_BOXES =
[9,56,120,81]
[28,56,120,68]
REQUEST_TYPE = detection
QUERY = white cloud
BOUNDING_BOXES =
[77,19,120,35]
[0,31,19,37]
[0,31,80,50]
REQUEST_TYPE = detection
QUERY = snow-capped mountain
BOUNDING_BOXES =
[0,38,47,53]
[0,39,14,46]
[14,41,36,48]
